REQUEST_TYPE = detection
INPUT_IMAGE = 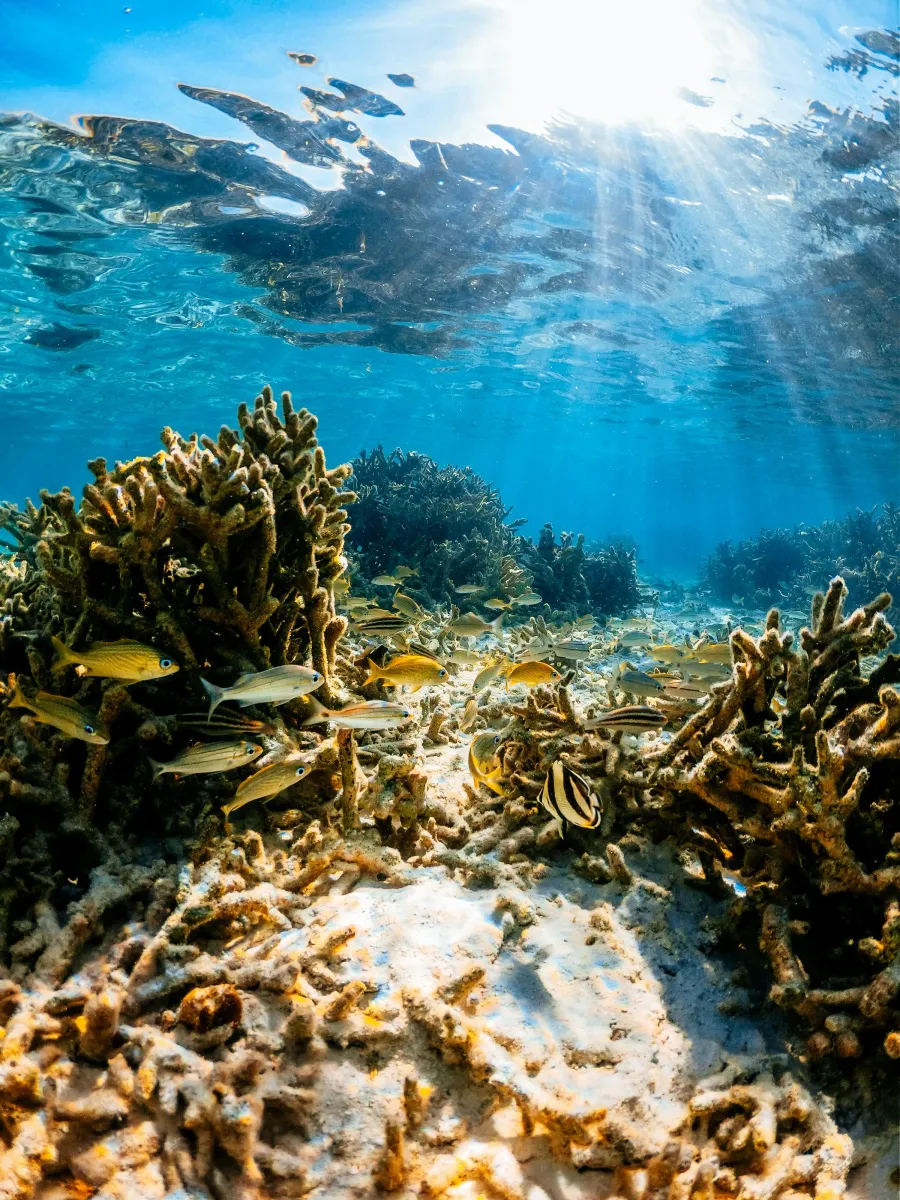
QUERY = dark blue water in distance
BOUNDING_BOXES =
[0,0,897,578]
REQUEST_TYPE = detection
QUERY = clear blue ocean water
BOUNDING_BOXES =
[0,0,897,578]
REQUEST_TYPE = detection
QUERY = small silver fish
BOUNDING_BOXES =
[539,761,601,829]
[511,592,542,607]
[459,697,479,732]
[448,648,482,667]
[202,665,323,717]
[149,740,262,782]
[553,637,591,662]
[473,660,506,691]
[583,705,666,733]
[446,612,503,637]
[617,668,664,699]
[453,583,484,595]
[303,697,413,729]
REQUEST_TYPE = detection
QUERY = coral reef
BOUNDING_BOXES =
[0,385,353,959]
[702,502,900,615]
[347,447,524,604]
[517,524,640,617]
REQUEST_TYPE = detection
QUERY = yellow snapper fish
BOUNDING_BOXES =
[393,592,425,620]
[645,643,686,664]
[149,740,262,782]
[690,640,733,665]
[473,659,507,691]
[616,667,665,699]
[685,660,731,681]
[446,612,503,637]
[52,636,179,682]
[346,596,373,611]
[8,683,109,744]
[365,607,396,619]
[459,697,479,732]
[393,565,418,579]
[467,730,507,796]
[663,679,709,701]
[223,758,312,821]
[202,664,323,717]
[616,630,652,649]
[539,761,601,829]
[452,583,484,595]
[332,576,351,595]
[303,697,413,729]
[482,598,511,611]
[364,654,448,691]
[373,574,402,586]
[511,591,542,607]
[505,661,562,689]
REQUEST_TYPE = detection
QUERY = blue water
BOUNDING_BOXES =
[0,0,897,577]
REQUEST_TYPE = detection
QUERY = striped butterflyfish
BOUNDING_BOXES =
[539,761,601,829]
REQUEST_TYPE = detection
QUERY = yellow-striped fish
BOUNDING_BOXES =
[467,731,506,796]
[302,697,412,729]
[202,665,323,717]
[52,636,179,682]
[393,592,425,620]
[459,697,478,732]
[539,762,601,829]
[8,683,109,744]
[645,644,686,664]
[223,758,312,820]
[149,740,262,782]
[473,659,506,691]
[364,655,448,691]
[689,641,733,665]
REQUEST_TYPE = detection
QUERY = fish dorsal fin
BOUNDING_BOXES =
[232,671,257,686]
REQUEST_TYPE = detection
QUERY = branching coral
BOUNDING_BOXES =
[517,524,640,617]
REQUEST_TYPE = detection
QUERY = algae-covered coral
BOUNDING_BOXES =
[0,384,353,958]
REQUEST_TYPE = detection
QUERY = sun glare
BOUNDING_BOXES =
[446,0,755,134]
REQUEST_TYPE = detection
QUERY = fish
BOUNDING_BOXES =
[583,705,666,734]
[373,574,401,586]
[663,680,708,701]
[201,664,323,717]
[617,668,665,698]
[223,758,312,820]
[176,711,278,736]
[459,697,479,732]
[473,660,506,691]
[448,648,482,667]
[365,607,396,619]
[346,597,373,611]
[552,637,591,662]
[7,683,109,744]
[539,761,601,829]
[149,740,262,782]
[467,731,506,796]
[332,577,351,595]
[511,592,542,606]
[364,654,449,690]
[51,636,179,682]
[690,641,732,665]
[446,612,503,637]
[393,592,425,620]
[482,598,511,611]
[352,616,410,634]
[505,661,562,689]
[683,661,731,681]
[616,630,652,648]
[404,641,445,665]
[303,696,413,729]
[452,583,484,595]
[645,643,686,664]
[393,565,417,579]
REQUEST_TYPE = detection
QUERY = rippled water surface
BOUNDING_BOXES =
[1,0,897,574]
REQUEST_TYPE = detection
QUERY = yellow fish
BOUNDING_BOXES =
[467,731,506,796]
[223,758,311,820]
[332,576,351,595]
[8,682,109,744]
[505,661,562,689]
[52,636,179,682]
[473,659,507,691]
[645,644,686,665]
[364,654,449,691]
[482,598,511,611]
[393,592,425,620]
[690,641,733,665]
[459,697,479,732]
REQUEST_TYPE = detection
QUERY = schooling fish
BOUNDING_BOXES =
[8,683,109,744]
[482,598,511,611]
[663,679,709,701]
[452,583,484,595]
[539,761,601,829]
[446,612,503,637]
[616,630,652,649]
[332,576,351,595]
[176,711,278,736]
[645,643,686,664]
[583,705,666,734]
[223,759,312,820]
[52,636,179,682]
[149,740,262,783]
[511,592,543,607]
[393,565,417,579]
[202,665,323,717]
[685,661,731,681]
[393,592,425,620]
[364,654,448,690]
[404,641,446,665]
[448,648,482,667]
[505,661,562,689]
[459,697,479,732]
[473,659,507,691]
[689,641,733,665]
[553,637,591,662]
[352,616,410,634]
[303,697,413,729]
[467,730,506,796]
[373,574,402,586]
[617,667,665,699]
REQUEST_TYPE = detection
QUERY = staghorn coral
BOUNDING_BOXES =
[518,524,640,618]
[0,384,354,964]
[648,578,900,1059]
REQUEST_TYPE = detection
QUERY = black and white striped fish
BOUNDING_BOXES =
[539,761,601,828]
[352,615,410,634]
[583,705,666,734]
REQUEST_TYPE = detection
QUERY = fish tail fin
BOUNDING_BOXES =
[363,664,383,686]
[51,634,75,671]
[6,679,30,711]
[490,614,504,635]
[302,695,330,726]
[148,757,166,784]
[201,677,225,719]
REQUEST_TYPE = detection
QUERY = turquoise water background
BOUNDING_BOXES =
[1,0,897,577]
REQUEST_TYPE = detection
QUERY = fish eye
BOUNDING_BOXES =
[159,657,173,669]
[84,723,95,735]
[439,668,448,677]
[295,765,306,776]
